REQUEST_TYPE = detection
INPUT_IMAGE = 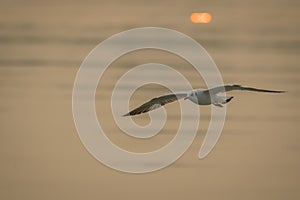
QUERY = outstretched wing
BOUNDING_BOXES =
[123,92,187,116]
[207,84,286,95]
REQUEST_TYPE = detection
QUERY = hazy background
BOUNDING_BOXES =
[0,0,299,199]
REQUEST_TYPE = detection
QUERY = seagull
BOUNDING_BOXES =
[123,84,285,116]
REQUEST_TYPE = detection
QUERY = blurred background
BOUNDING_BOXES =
[0,0,299,199]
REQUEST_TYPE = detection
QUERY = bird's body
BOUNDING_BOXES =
[123,84,285,116]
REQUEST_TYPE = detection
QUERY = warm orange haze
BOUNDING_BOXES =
[0,0,299,199]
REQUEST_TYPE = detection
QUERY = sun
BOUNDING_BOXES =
[190,12,212,24]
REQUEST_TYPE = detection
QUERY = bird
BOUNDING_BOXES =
[123,84,285,116]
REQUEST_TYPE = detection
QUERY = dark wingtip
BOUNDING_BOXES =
[271,90,286,93]
[227,96,234,102]
[122,113,130,117]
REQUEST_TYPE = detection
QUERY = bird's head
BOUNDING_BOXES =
[184,90,195,100]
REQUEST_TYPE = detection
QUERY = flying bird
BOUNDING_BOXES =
[123,84,285,116]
